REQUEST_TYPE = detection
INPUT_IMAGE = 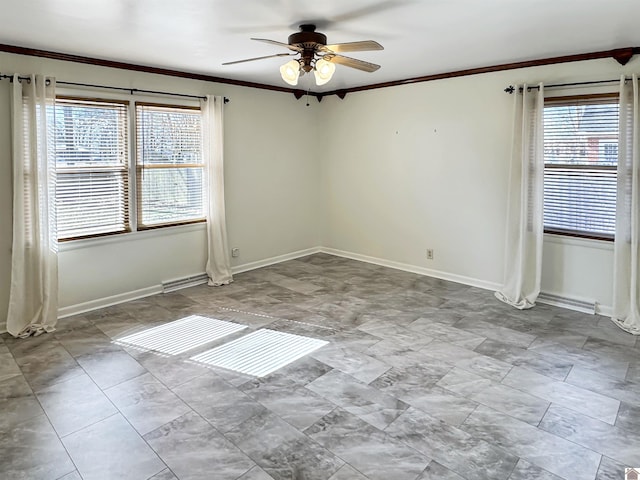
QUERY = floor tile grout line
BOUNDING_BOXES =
[503,456,520,480]
[536,402,553,429]
[55,350,171,478]
[24,379,83,480]
[562,368,638,406]
[532,338,633,375]
[513,400,608,458]
[496,368,623,426]
[460,402,606,479]
[303,405,424,480]
[177,379,353,479]
[139,409,214,479]
[165,408,264,479]
[594,453,607,480]
[97,407,170,477]
[54,468,82,480]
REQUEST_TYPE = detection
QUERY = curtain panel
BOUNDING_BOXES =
[202,95,233,286]
[7,74,59,337]
[495,84,545,309]
[612,74,640,335]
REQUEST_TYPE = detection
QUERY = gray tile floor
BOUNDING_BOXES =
[1,253,640,480]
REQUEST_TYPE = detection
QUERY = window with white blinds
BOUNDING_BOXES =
[55,98,130,240]
[54,96,205,241]
[543,95,619,240]
[136,104,205,229]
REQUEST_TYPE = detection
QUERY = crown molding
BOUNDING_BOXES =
[320,47,639,99]
[1,43,637,101]
[0,43,317,99]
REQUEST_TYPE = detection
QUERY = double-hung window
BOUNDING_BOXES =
[55,98,130,240]
[136,104,204,229]
[54,96,205,241]
[543,94,619,240]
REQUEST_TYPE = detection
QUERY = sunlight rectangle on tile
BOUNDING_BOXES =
[190,329,328,377]
[116,315,247,355]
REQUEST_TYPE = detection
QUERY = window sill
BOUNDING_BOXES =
[543,232,614,251]
[58,222,207,252]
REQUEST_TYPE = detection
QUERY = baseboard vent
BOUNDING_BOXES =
[538,292,596,315]
[162,273,209,293]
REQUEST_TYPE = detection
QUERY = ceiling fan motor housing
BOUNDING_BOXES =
[289,24,326,72]
[288,24,327,46]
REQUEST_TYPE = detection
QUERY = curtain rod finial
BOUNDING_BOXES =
[504,85,515,94]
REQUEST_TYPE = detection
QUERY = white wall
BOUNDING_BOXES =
[0,52,321,319]
[1,51,636,322]
[541,235,614,311]
[319,58,638,311]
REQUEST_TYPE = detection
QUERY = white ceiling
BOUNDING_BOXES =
[1,0,640,93]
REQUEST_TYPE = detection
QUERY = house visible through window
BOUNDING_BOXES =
[54,96,205,241]
[543,94,619,240]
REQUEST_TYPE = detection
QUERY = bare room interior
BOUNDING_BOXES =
[1,1,640,480]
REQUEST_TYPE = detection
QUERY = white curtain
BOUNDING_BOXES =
[612,74,640,335]
[495,84,545,309]
[7,74,58,337]
[201,95,233,286]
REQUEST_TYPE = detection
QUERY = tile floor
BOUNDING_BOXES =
[1,253,640,480]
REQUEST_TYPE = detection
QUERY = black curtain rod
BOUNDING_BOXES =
[0,74,230,103]
[504,78,627,94]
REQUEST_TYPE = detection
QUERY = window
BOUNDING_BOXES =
[55,98,130,240]
[54,96,204,241]
[543,95,619,240]
[136,104,204,228]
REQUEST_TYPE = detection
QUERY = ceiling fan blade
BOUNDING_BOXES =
[222,53,294,66]
[251,38,303,52]
[321,40,384,53]
[325,54,381,73]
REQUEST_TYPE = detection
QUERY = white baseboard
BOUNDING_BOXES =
[58,285,162,319]
[232,247,322,274]
[56,245,611,320]
[318,247,613,317]
[57,247,322,318]
[596,304,613,317]
[319,247,501,291]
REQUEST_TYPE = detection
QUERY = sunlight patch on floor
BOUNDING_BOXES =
[115,315,247,355]
[190,329,328,377]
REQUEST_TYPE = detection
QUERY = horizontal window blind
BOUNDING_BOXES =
[136,104,204,228]
[543,96,618,239]
[55,98,129,240]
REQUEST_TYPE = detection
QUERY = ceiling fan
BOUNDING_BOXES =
[223,24,383,87]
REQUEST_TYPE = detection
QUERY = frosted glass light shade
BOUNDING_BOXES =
[280,60,300,86]
[314,58,336,86]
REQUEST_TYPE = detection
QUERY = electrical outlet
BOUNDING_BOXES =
[426,249,434,260]
[231,248,240,258]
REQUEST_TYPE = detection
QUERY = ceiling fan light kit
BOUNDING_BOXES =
[280,59,301,85]
[224,24,383,88]
[313,58,336,86]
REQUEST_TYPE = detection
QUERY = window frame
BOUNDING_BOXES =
[54,95,132,241]
[53,89,206,242]
[135,101,206,231]
[542,92,619,242]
